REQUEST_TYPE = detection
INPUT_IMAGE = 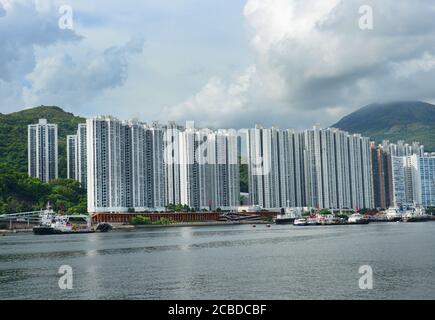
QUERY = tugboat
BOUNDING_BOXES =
[275,208,298,225]
[33,205,111,235]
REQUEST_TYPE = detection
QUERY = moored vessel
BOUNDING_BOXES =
[385,207,402,222]
[401,206,429,222]
[293,218,308,226]
[347,213,369,224]
[32,206,111,235]
[33,214,96,235]
[275,208,300,224]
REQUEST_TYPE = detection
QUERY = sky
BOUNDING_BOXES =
[1,0,435,130]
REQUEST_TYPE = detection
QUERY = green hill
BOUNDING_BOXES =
[0,106,85,177]
[0,106,86,214]
[332,101,435,151]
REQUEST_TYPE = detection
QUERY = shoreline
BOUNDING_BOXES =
[116,220,271,230]
[0,221,271,235]
[2,218,434,235]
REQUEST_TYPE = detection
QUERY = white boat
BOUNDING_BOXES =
[306,217,318,225]
[348,213,369,224]
[33,205,111,235]
[275,208,300,224]
[293,218,307,226]
[385,207,402,222]
[402,206,429,222]
[33,213,95,235]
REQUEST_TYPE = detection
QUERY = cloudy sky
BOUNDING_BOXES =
[1,0,435,129]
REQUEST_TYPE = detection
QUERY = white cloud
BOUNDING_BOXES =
[23,38,145,109]
[0,0,80,111]
[167,0,435,128]
[165,66,257,128]
[2,0,435,128]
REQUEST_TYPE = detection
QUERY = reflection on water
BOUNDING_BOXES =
[1,223,435,299]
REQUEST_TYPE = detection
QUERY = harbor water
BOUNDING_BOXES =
[1,222,435,299]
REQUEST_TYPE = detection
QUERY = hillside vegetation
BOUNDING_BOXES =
[0,106,85,177]
[0,106,86,214]
[333,101,435,151]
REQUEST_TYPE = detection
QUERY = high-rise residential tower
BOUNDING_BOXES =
[246,124,374,210]
[77,123,87,186]
[66,124,87,187]
[370,142,393,208]
[418,155,435,208]
[164,122,182,206]
[87,116,126,213]
[177,126,240,210]
[28,119,58,183]
[67,135,78,180]
[391,153,435,208]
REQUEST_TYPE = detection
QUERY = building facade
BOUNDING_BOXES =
[67,135,78,180]
[66,124,88,187]
[28,119,58,183]
[391,154,435,208]
[87,117,167,213]
[370,142,393,208]
[247,125,374,210]
[178,126,240,210]
[87,117,240,213]
[77,124,87,186]
[418,156,435,208]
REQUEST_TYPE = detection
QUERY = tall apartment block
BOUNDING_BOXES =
[28,119,58,183]
[247,124,373,210]
[77,124,87,186]
[164,121,182,206]
[370,142,393,208]
[86,117,240,213]
[178,127,240,210]
[87,117,164,213]
[67,135,78,180]
[66,124,87,187]
[391,153,435,208]
[374,140,431,208]
[418,156,435,208]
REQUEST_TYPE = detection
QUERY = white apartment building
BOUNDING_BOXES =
[178,126,240,210]
[87,117,168,213]
[246,125,282,209]
[164,122,182,206]
[247,125,374,210]
[77,123,87,186]
[28,119,58,183]
[391,154,435,208]
[418,155,435,208]
[66,124,87,187]
[67,135,78,180]
[87,117,239,213]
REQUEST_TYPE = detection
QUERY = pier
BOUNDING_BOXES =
[90,211,276,224]
[0,211,41,230]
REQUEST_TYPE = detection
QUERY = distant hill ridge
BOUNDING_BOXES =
[332,101,435,151]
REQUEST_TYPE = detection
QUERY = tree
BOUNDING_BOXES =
[319,209,332,215]
[0,165,87,214]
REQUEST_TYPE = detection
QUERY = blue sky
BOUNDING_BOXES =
[1,0,435,129]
